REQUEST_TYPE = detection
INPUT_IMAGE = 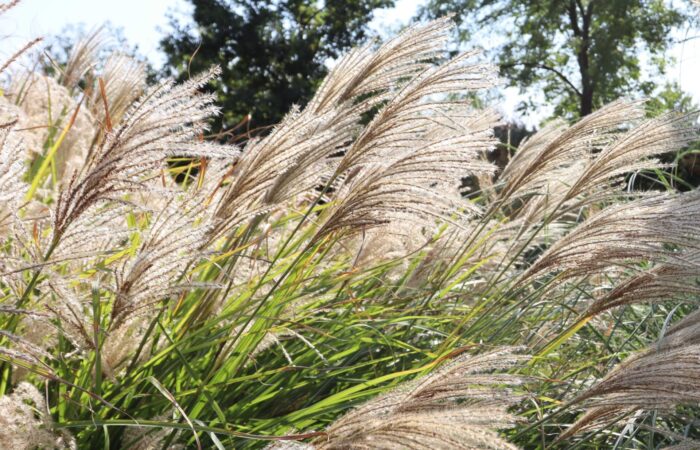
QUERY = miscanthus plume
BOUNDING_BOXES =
[1,1,699,448]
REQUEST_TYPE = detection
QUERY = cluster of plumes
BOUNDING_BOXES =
[50,66,235,243]
[450,90,700,445]
[212,18,500,245]
[315,112,497,240]
[8,73,96,180]
[2,2,700,448]
[0,382,76,449]
[313,56,498,244]
[198,19,504,328]
[493,108,700,444]
[496,101,645,209]
[0,8,235,379]
[2,28,145,189]
[211,19,456,234]
[517,191,700,287]
[270,348,528,450]
[0,0,31,233]
[0,119,26,233]
[586,250,700,316]
[43,194,214,376]
[475,106,700,291]
[110,197,211,327]
[0,9,517,435]
[388,100,699,295]
[492,101,696,222]
[559,310,700,441]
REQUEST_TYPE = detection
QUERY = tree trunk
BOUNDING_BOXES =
[580,80,593,116]
[569,0,594,117]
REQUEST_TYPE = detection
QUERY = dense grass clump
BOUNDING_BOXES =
[1,5,699,449]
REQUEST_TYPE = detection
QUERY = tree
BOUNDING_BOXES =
[421,0,691,118]
[160,0,393,136]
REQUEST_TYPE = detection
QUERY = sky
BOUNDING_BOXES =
[0,0,190,65]
[1,0,699,126]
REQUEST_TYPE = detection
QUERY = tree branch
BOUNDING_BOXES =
[568,0,582,36]
[502,61,583,97]
[585,0,595,22]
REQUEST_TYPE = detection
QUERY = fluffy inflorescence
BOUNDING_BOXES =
[0,382,76,449]
[314,348,527,450]
[0,121,26,232]
[51,66,236,242]
[559,313,700,441]
[269,348,528,450]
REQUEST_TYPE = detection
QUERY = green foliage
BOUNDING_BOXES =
[646,81,697,116]
[160,0,394,135]
[421,0,691,119]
